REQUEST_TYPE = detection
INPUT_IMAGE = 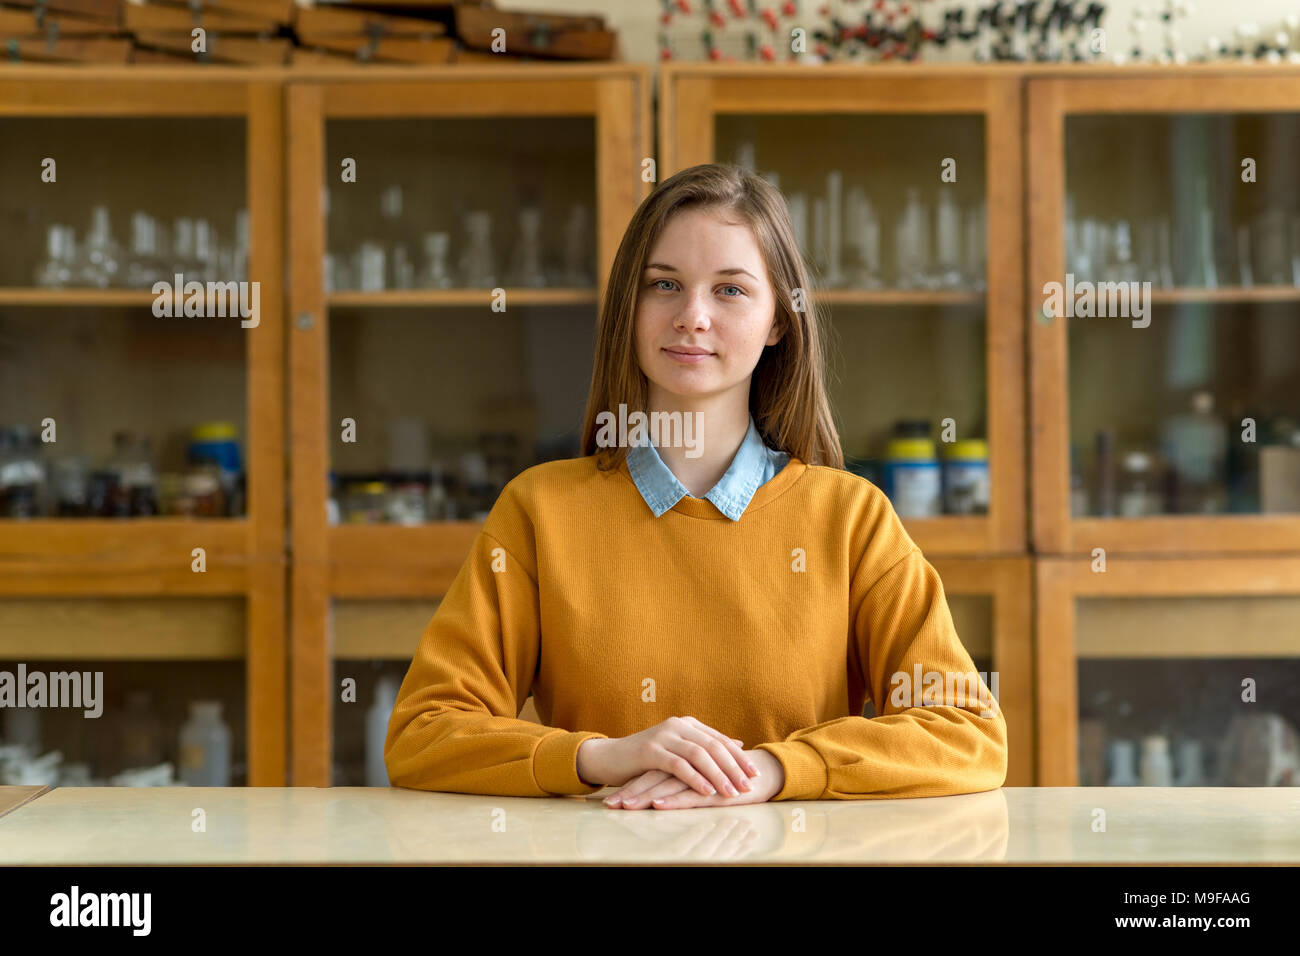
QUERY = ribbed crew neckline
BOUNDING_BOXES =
[616,454,808,520]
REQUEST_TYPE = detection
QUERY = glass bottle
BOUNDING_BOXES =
[1118,450,1164,516]
[194,219,218,283]
[107,430,158,517]
[35,224,77,288]
[846,186,882,289]
[459,211,497,288]
[233,208,250,283]
[52,456,89,517]
[170,217,199,278]
[1107,221,1140,282]
[380,184,405,289]
[124,212,165,289]
[1107,739,1139,786]
[1160,390,1227,513]
[561,203,593,287]
[420,232,453,289]
[934,186,963,289]
[0,425,47,518]
[508,207,547,287]
[76,205,121,288]
[964,199,986,291]
[118,690,163,771]
[1139,735,1173,786]
[178,701,231,787]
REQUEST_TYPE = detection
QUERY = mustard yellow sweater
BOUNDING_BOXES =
[385,455,1007,800]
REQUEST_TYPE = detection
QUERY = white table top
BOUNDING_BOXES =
[1,786,1297,864]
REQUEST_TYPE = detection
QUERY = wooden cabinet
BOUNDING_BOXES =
[1036,556,1300,786]
[0,68,286,785]
[6,63,1297,789]
[1028,73,1300,555]
[285,65,652,786]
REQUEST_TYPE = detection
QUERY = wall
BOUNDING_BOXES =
[503,1,1300,65]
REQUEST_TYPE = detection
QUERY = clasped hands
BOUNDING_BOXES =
[576,715,785,810]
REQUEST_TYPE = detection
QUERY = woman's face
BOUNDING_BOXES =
[634,206,782,409]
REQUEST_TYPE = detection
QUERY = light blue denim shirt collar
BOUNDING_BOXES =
[625,416,790,521]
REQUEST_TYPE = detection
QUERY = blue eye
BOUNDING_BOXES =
[651,279,675,291]
[720,285,743,296]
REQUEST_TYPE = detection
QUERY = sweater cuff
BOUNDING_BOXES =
[756,740,828,800]
[534,731,608,795]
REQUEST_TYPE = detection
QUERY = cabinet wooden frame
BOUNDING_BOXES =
[1027,73,1300,556]
[0,67,287,785]
[930,556,1034,785]
[286,64,652,786]
[658,63,1027,557]
[1035,554,1300,785]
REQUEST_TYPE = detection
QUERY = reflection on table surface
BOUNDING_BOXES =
[2,786,1299,864]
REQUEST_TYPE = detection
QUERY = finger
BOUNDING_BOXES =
[659,749,723,798]
[685,717,760,778]
[680,726,754,795]
[652,787,722,811]
[629,774,692,808]
[613,770,673,808]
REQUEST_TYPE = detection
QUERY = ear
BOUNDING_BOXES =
[765,312,785,348]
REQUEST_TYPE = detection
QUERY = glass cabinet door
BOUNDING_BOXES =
[662,66,1026,556]
[1029,76,1300,554]
[1036,556,1300,786]
[288,70,651,785]
[0,599,247,788]
[0,75,287,785]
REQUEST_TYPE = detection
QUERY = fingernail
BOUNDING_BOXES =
[653,798,665,805]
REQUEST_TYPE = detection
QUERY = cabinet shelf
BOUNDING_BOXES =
[0,520,262,594]
[326,288,598,308]
[0,288,159,306]
[819,289,984,306]
[1149,286,1300,304]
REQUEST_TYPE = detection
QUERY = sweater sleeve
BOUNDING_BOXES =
[384,526,608,797]
[755,546,1008,800]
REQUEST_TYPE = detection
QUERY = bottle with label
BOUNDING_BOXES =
[365,676,401,787]
[941,438,989,515]
[882,437,941,517]
[179,701,231,787]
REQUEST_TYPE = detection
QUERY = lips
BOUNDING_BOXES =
[663,345,714,364]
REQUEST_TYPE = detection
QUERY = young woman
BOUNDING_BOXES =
[385,163,1006,809]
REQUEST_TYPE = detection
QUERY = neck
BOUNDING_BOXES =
[646,388,751,498]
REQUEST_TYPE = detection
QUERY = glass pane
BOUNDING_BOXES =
[1076,595,1300,786]
[324,117,598,291]
[327,305,594,522]
[0,596,247,787]
[1069,303,1300,515]
[0,308,248,518]
[1063,114,1300,518]
[331,598,440,787]
[0,118,247,289]
[829,305,988,516]
[715,114,987,292]
[1065,114,1300,291]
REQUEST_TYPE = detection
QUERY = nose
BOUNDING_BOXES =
[674,288,712,332]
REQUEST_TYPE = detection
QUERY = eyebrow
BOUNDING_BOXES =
[644,263,760,281]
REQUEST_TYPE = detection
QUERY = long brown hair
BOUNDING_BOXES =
[581,163,843,471]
